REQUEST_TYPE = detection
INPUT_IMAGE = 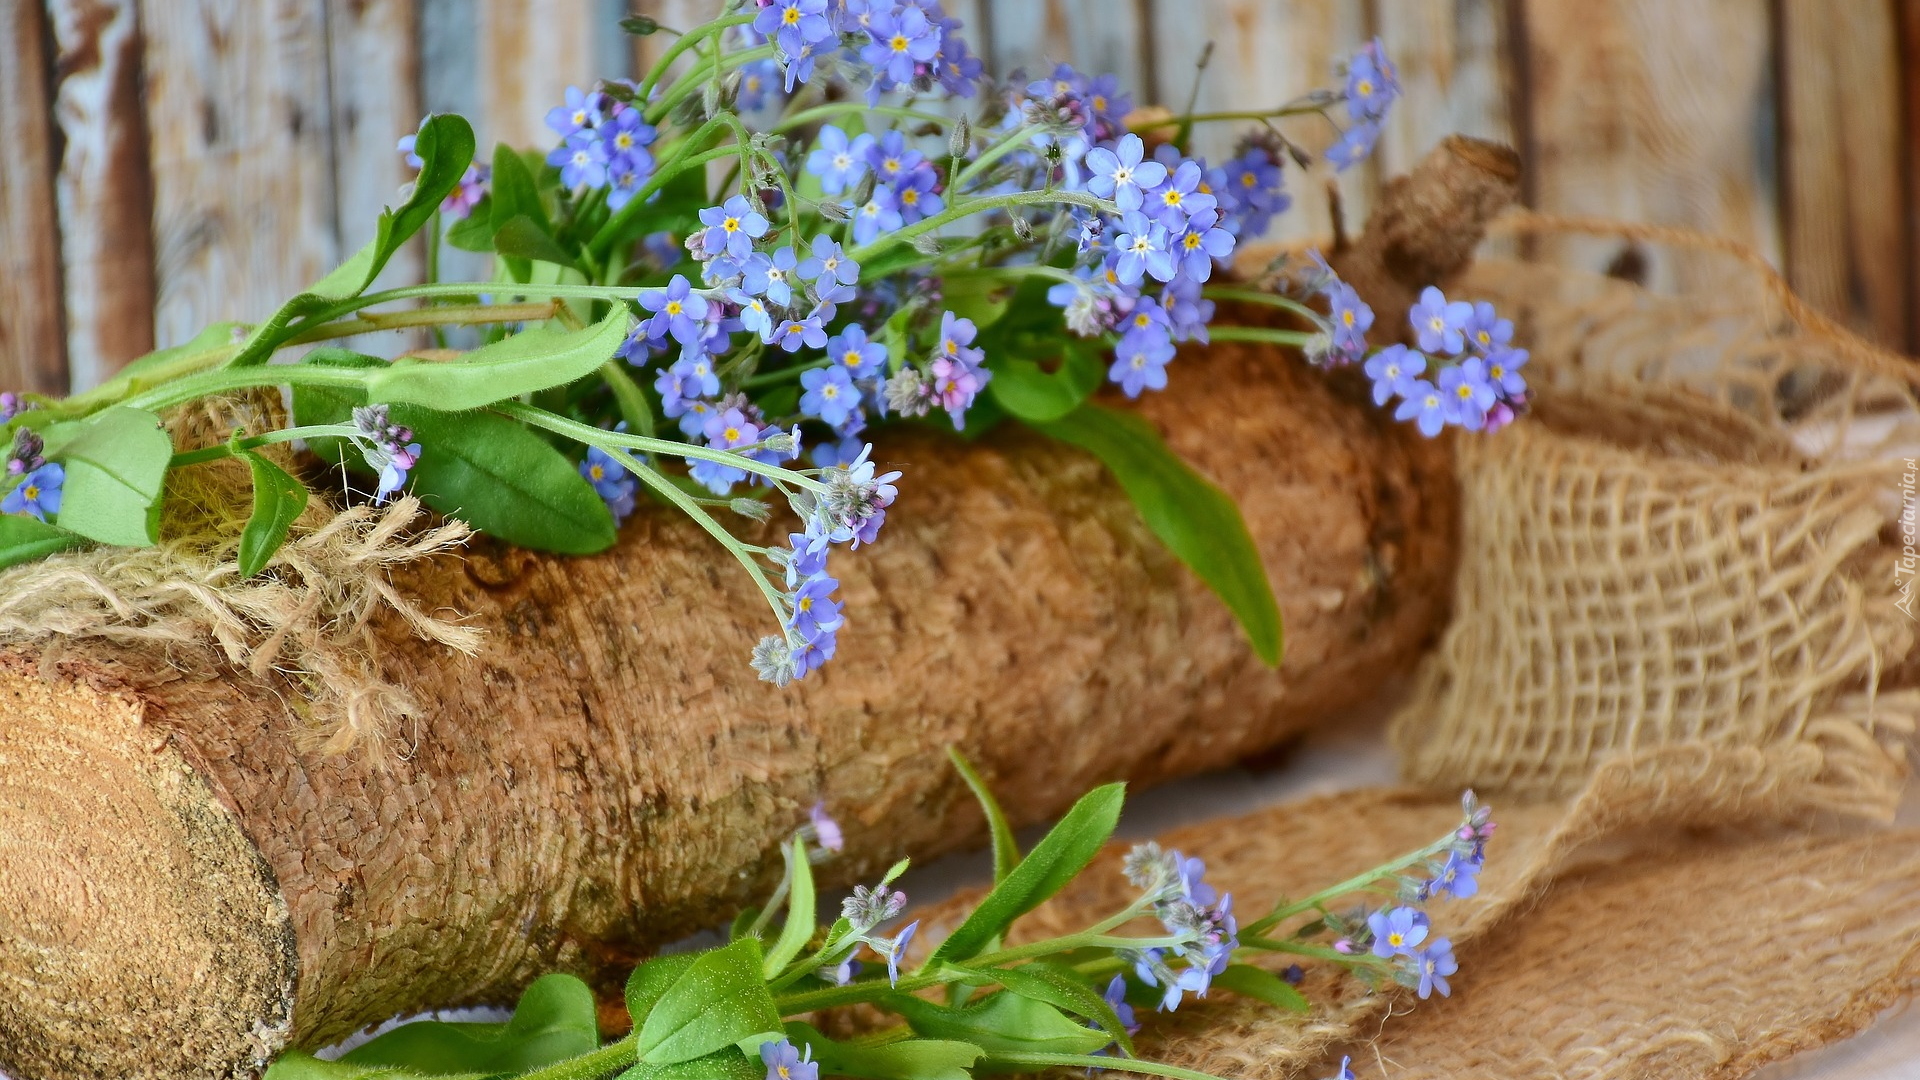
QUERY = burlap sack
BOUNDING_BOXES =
[1391,216,1920,822]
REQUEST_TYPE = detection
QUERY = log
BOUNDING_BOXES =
[0,137,1514,1080]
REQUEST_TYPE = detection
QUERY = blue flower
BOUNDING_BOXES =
[1367,905,1429,958]
[808,801,844,852]
[1326,122,1380,172]
[669,351,721,400]
[1219,148,1288,235]
[806,124,874,195]
[933,23,983,97]
[691,408,763,495]
[760,1038,819,1080]
[1411,937,1457,999]
[1170,208,1235,283]
[1323,1056,1357,1080]
[1394,378,1450,437]
[763,247,803,306]
[1104,974,1140,1034]
[852,189,903,245]
[773,315,830,353]
[1438,358,1496,431]
[788,574,844,640]
[1462,300,1513,354]
[811,433,869,469]
[1326,282,1374,362]
[1084,134,1167,212]
[673,397,718,439]
[800,365,860,427]
[1346,38,1400,122]
[798,234,860,286]
[1174,853,1216,906]
[1143,160,1215,230]
[2,463,63,521]
[698,195,771,260]
[543,85,602,138]
[1410,286,1474,355]
[1485,346,1529,400]
[892,168,945,224]
[826,324,888,379]
[1158,279,1215,343]
[640,275,709,345]
[375,443,421,504]
[867,129,926,185]
[548,128,609,189]
[605,162,649,210]
[1432,851,1482,899]
[754,0,833,61]
[792,625,838,675]
[1117,304,1172,352]
[1083,73,1132,142]
[736,58,782,111]
[600,107,656,171]
[883,920,920,986]
[1112,212,1174,285]
[862,4,941,86]
[732,292,778,341]
[1363,345,1425,406]
[1110,334,1174,398]
[580,445,637,523]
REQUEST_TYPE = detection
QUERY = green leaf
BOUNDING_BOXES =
[963,962,1135,1057]
[627,952,701,1027]
[237,451,309,578]
[985,343,1104,423]
[619,1047,761,1080]
[929,783,1124,966]
[763,836,816,979]
[364,309,628,411]
[494,214,582,272]
[1034,404,1282,666]
[490,143,548,282]
[1211,964,1309,1013]
[778,1022,982,1080]
[636,938,783,1066]
[110,321,245,385]
[231,115,476,369]
[0,513,86,569]
[446,202,498,252]
[887,991,1113,1057]
[45,406,171,547]
[939,275,1014,332]
[293,352,616,554]
[602,361,657,439]
[263,1049,491,1080]
[947,748,1019,883]
[340,973,598,1073]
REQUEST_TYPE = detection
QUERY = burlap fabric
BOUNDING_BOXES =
[1391,216,1920,822]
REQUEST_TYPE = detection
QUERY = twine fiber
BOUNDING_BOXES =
[1391,216,1920,822]
[0,394,477,755]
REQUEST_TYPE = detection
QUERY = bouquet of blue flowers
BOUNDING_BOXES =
[268,752,1496,1080]
[0,0,1522,691]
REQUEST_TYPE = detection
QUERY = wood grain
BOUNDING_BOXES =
[47,0,158,389]
[476,0,614,153]
[1780,0,1909,349]
[983,0,1148,91]
[1373,0,1515,175]
[1516,0,1780,294]
[326,0,423,303]
[142,0,339,349]
[0,0,69,395]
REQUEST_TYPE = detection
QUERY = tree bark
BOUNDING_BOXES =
[0,137,1516,1080]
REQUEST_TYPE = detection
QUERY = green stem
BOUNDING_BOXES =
[121,365,373,414]
[515,1034,637,1080]
[1242,833,1457,938]
[634,13,753,111]
[649,43,777,125]
[775,970,952,1014]
[967,932,1186,969]
[1202,287,1323,322]
[773,102,952,134]
[1170,104,1330,125]
[952,124,1044,190]
[986,1052,1232,1080]
[59,343,242,416]
[1203,326,1319,347]
[848,189,1116,265]
[169,424,359,468]
[497,402,823,494]
[289,302,557,344]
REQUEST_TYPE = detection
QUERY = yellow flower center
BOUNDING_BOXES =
[843,350,861,366]
[1134,314,1152,328]
[615,132,633,150]
[1356,78,1374,97]
[1490,364,1506,380]
[1455,384,1474,400]
[1184,233,1203,250]
[890,34,909,52]
[723,216,741,233]
[901,188,919,205]
[783,7,801,24]
[723,426,742,442]
[589,465,605,481]
[822,385,839,399]
[796,597,812,614]
[1388,932,1404,946]
[21,485,38,501]
[1092,95,1108,111]
[664,300,682,316]
[1341,310,1355,327]
[1163,190,1183,206]
[1241,172,1256,187]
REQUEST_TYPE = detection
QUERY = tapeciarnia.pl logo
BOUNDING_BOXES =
[1899,458,1917,620]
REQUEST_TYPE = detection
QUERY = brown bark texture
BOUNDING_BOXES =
[0,137,1516,1080]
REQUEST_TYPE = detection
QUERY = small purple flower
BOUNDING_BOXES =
[760,246,802,306]
[862,4,941,86]
[1411,937,1457,999]
[1170,208,1236,283]
[691,408,763,495]
[798,234,860,286]
[441,163,490,220]
[883,920,920,986]
[935,311,982,367]
[1104,974,1140,1035]
[1326,122,1380,173]
[6,428,45,476]
[827,324,887,379]
[806,125,874,195]
[867,129,925,185]
[1110,334,1174,398]
[892,168,945,225]
[669,351,721,401]
[2,462,63,521]
[1327,282,1374,358]
[788,574,844,639]
[1112,212,1174,285]
[1485,346,1529,400]
[852,188,903,245]
[754,0,833,60]
[773,315,830,353]
[580,445,637,523]
[1346,38,1400,122]
[0,393,21,421]
[1432,851,1482,899]
[734,293,778,343]
[1174,853,1216,906]
[1410,286,1474,355]
[736,58,781,111]
[1323,1056,1357,1080]
[760,1038,819,1080]
[548,128,609,189]
[1363,345,1425,406]
[801,365,859,427]
[699,195,771,260]
[641,275,709,345]
[1438,358,1496,431]
[1367,906,1429,958]
[543,85,601,138]
[1395,378,1450,438]
[601,107,657,169]
[809,801,844,852]
[1462,300,1513,354]
[791,625,838,675]
[375,442,422,504]
[1159,278,1215,343]
[1084,134,1168,212]
[1144,160,1215,230]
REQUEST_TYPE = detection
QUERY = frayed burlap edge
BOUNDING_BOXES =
[0,395,479,756]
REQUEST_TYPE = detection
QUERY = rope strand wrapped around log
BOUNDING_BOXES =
[0,137,1519,1080]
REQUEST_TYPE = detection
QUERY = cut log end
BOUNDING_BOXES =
[0,656,296,1080]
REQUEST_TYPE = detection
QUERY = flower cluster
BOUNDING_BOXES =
[349,404,423,504]
[1371,287,1530,436]
[1119,842,1239,1012]
[836,880,919,986]
[1328,38,1401,171]
[1338,790,1496,999]
[543,85,660,209]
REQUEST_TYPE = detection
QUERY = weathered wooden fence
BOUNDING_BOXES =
[2,0,1915,394]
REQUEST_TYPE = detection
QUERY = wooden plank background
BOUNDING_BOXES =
[0,0,1913,393]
